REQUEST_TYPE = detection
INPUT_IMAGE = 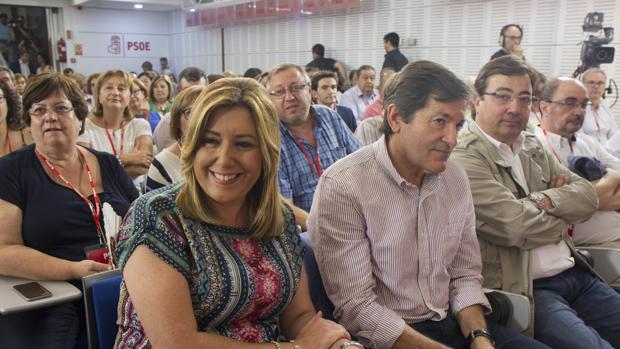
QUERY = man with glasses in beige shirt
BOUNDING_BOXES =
[309,60,548,349]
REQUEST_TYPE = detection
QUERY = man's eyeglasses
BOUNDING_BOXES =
[482,92,532,107]
[29,105,74,118]
[547,98,591,110]
[585,80,605,87]
[269,82,308,98]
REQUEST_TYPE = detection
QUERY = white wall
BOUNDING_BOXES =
[63,7,171,75]
[168,0,618,116]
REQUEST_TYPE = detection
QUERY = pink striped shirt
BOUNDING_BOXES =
[308,137,490,349]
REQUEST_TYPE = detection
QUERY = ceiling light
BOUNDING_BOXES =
[190,8,196,12]
[134,4,143,9]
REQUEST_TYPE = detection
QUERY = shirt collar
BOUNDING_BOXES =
[473,121,525,155]
[373,135,439,191]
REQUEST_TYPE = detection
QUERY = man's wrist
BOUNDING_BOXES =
[465,329,495,348]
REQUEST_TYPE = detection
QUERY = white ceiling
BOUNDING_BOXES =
[73,0,182,12]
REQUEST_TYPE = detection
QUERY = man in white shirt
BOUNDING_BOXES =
[534,77,620,245]
[453,55,620,349]
[579,68,617,145]
[339,65,379,120]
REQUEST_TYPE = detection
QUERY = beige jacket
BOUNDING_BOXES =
[452,122,599,332]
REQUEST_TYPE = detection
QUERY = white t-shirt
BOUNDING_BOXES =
[534,126,620,245]
[580,103,617,145]
[78,117,152,155]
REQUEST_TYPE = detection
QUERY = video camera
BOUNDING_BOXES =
[580,12,614,69]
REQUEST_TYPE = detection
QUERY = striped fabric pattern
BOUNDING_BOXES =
[308,137,490,349]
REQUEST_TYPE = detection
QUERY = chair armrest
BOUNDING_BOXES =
[484,288,530,333]
[577,246,620,284]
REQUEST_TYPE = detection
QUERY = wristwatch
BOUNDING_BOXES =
[466,329,495,347]
[528,192,546,210]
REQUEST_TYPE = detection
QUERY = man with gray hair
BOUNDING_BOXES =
[268,63,360,230]
[309,61,548,349]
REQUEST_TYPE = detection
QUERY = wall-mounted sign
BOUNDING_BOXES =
[76,33,168,58]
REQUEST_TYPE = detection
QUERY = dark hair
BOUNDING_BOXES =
[169,85,205,142]
[86,73,100,95]
[22,72,88,134]
[348,69,357,82]
[138,70,158,82]
[499,24,523,47]
[474,55,534,98]
[160,57,168,61]
[178,66,206,83]
[312,44,325,58]
[358,65,375,74]
[207,74,224,84]
[383,32,400,48]
[311,71,337,91]
[243,67,263,79]
[0,79,23,130]
[141,61,153,70]
[62,67,74,75]
[381,61,470,140]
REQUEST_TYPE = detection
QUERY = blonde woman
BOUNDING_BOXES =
[77,70,153,180]
[148,75,174,115]
[115,78,358,349]
[146,85,204,191]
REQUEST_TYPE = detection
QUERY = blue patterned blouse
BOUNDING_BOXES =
[114,183,304,348]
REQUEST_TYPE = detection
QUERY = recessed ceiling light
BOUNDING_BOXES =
[190,8,196,12]
[134,4,143,9]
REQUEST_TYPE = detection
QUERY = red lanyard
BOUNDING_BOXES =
[292,134,322,176]
[104,123,125,157]
[35,147,106,244]
[541,128,573,164]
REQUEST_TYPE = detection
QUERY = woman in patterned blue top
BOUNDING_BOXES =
[115,78,359,349]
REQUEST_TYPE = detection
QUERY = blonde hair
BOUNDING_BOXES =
[92,70,133,120]
[176,77,285,240]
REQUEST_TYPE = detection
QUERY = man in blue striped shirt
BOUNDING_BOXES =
[268,63,360,230]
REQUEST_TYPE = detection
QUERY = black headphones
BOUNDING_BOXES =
[499,24,524,48]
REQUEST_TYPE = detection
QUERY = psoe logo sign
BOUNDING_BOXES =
[108,35,122,55]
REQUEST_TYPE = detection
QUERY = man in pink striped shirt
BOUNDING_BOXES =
[308,61,548,349]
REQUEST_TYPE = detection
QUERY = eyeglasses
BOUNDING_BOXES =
[547,98,591,110]
[131,89,143,96]
[505,35,522,41]
[269,82,309,98]
[29,105,74,118]
[182,108,192,120]
[482,92,532,106]
[585,80,605,87]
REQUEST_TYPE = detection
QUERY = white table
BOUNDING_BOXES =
[0,275,82,315]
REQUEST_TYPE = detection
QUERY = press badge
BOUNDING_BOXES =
[84,243,111,264]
